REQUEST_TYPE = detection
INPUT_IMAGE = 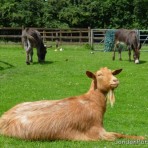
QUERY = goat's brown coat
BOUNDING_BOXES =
[0,67,144,141]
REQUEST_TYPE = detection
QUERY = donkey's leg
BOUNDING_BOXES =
[118,46,122,61]
[112,43,117,61]
[23,40,30,65]
[29,49,33,63]
[36,47,41,63]
[26,49,32,65]
[25,40,32,65]
[128,47,132,61]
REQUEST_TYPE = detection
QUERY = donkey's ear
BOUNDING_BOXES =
[86,71,95,79]
[138,43,141,49]
[112,69,122,75]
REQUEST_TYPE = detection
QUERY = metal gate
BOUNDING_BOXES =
[91,29,148,51]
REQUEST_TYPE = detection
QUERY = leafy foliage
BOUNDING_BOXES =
[0,0,147,28]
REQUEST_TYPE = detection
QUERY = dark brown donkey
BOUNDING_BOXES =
[112,29,141,64]
[22,28,47,65]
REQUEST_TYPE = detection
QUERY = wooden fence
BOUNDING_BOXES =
[0,27,92,45]
[0,27,147,47]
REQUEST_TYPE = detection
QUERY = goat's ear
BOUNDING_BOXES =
[112,69,122,75]
[86,71,95,79]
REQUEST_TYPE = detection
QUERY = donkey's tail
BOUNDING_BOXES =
[22,28,36,42]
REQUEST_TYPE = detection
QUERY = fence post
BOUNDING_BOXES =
[90,29,94,49]
[59,29,62,44]
[88,27,91,45]
[79,30,82,43]
[43,29,46,43]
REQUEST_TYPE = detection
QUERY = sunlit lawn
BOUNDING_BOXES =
[0,44,148,147]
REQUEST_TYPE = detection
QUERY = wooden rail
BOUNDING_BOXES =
[0,28,147,48]
[0,27,93,45]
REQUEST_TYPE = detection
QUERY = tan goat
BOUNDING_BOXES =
[0,67,144,141]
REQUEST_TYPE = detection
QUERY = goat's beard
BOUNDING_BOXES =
[107,89,115,107]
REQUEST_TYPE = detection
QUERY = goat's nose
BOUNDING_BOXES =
[110,78,119,88]
[112,78,119,84]
[113,79,118,82]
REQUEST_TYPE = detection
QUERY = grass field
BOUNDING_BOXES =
[0,44,148,147]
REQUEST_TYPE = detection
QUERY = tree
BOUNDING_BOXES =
[133,0,148,29]
[0,0,147,29]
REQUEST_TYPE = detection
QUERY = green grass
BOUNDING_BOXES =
[0,44,148,147]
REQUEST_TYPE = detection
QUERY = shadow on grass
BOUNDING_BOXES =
[32,60,55,65]
[138,60,147,64]
[0,61,15,71]
[117,59,147,64]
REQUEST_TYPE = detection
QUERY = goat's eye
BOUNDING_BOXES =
[97,73,103,76]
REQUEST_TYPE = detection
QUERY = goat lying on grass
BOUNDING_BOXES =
[0,67,145,141]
